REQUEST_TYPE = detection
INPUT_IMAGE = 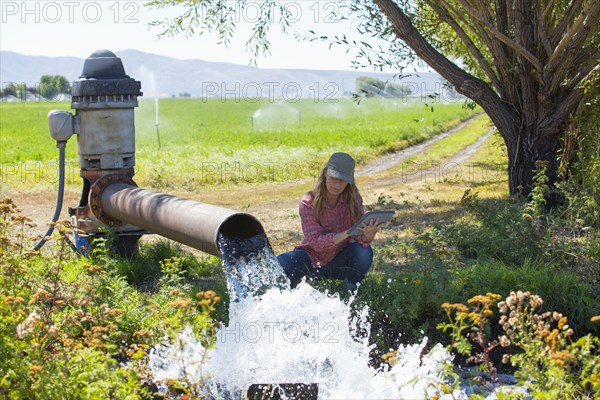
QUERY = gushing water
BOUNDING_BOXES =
[148,234,504,399]
[217,233,289,302]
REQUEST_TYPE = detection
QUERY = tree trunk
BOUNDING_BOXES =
[504,124,561,196]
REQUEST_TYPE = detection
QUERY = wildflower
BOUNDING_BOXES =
[550,350,575,367]
[546,329,560,351]
[47,325,59,337]
[467,312,481,323]
[552,312,563,321]
[498,301,508,313]
[167,298,191,309]
[499,335,511,347]
[28,365,44,379]
[591,315,600,324]
[486,293,502,301]
[16,310,42,339]
[441,303,469,313]
[502,354,511,364]
[381,351,397,366]
[102,308,125,317]
[483,309,493,317]
[92,326,110,335]
[558,316,568,329]
[29,288,52,304]
[133,329,153,339]
[85,264,104,275]
[3,296,25,305]
[12,214,35,227]
[204,290,217,299]
[529,294,543,308]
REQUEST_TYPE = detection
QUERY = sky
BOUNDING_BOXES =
[0,0,399,71]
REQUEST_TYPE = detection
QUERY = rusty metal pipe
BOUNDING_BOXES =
[99,182,264,256]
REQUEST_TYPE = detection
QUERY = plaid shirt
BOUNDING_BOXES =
[296,191,368,268]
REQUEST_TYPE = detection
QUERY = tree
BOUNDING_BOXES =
[4,83,28,100]
[39,75,71,100]
[147,0,600,196]
[355,76,411,97]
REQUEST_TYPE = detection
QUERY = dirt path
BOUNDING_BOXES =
[8,116,494,251]
[356,117,481,176]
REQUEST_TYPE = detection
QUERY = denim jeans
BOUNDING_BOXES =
[277,242,373,289]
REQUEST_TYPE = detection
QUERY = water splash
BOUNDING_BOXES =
[147,235,517,399]
[251,102,301,129]
[149,282,462,399]
[217,233,289,302]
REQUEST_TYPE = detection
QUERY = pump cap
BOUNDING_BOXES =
[80,49,127,79]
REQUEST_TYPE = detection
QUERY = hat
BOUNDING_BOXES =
[326,152,355,184]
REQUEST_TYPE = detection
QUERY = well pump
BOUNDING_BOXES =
[45,49,264,256]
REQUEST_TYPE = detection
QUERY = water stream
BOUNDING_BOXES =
[148,234,517,399]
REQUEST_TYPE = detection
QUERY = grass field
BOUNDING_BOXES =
[0,97,479,190]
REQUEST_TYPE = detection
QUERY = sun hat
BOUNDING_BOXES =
[326,152,355,184]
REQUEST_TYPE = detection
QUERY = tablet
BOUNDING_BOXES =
[346,210,395,235]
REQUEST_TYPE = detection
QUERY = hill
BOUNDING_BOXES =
[1,49,443,99]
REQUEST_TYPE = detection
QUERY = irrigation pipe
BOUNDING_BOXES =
[32,142,66,251]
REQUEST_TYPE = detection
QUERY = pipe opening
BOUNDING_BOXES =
[218,214,265,240]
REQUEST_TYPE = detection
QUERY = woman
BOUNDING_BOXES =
[277,152,382,290]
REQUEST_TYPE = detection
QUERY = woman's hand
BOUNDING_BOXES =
[360,218,381,243]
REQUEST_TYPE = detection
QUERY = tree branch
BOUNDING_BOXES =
[545,0,598,77]
[425,0,504,93]
[537,17,554,59]
[550,0,584,46]
[566,53,600,91]
[547,1,600,92]
[456,0,544,71]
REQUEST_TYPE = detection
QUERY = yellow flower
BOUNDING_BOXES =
[28,365,44,379]
[468,312,481,323]
[3,296,24,305]
[441,303,469,313]
[167,299,191,309]
[557,316,568,329]
[381,350,397,363]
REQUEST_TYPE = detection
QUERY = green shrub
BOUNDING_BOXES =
[0,199,221,398]
[441,192,542,264]
[111,239,224,290]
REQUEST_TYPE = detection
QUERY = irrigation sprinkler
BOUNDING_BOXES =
[155,97,161,148]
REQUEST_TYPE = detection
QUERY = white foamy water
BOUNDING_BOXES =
[147,237,515,399]
[149,282,464,399]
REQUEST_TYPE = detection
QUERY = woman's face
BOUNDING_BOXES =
[325,175,348,197]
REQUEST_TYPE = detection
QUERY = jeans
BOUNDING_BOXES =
[277,242,373,289]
